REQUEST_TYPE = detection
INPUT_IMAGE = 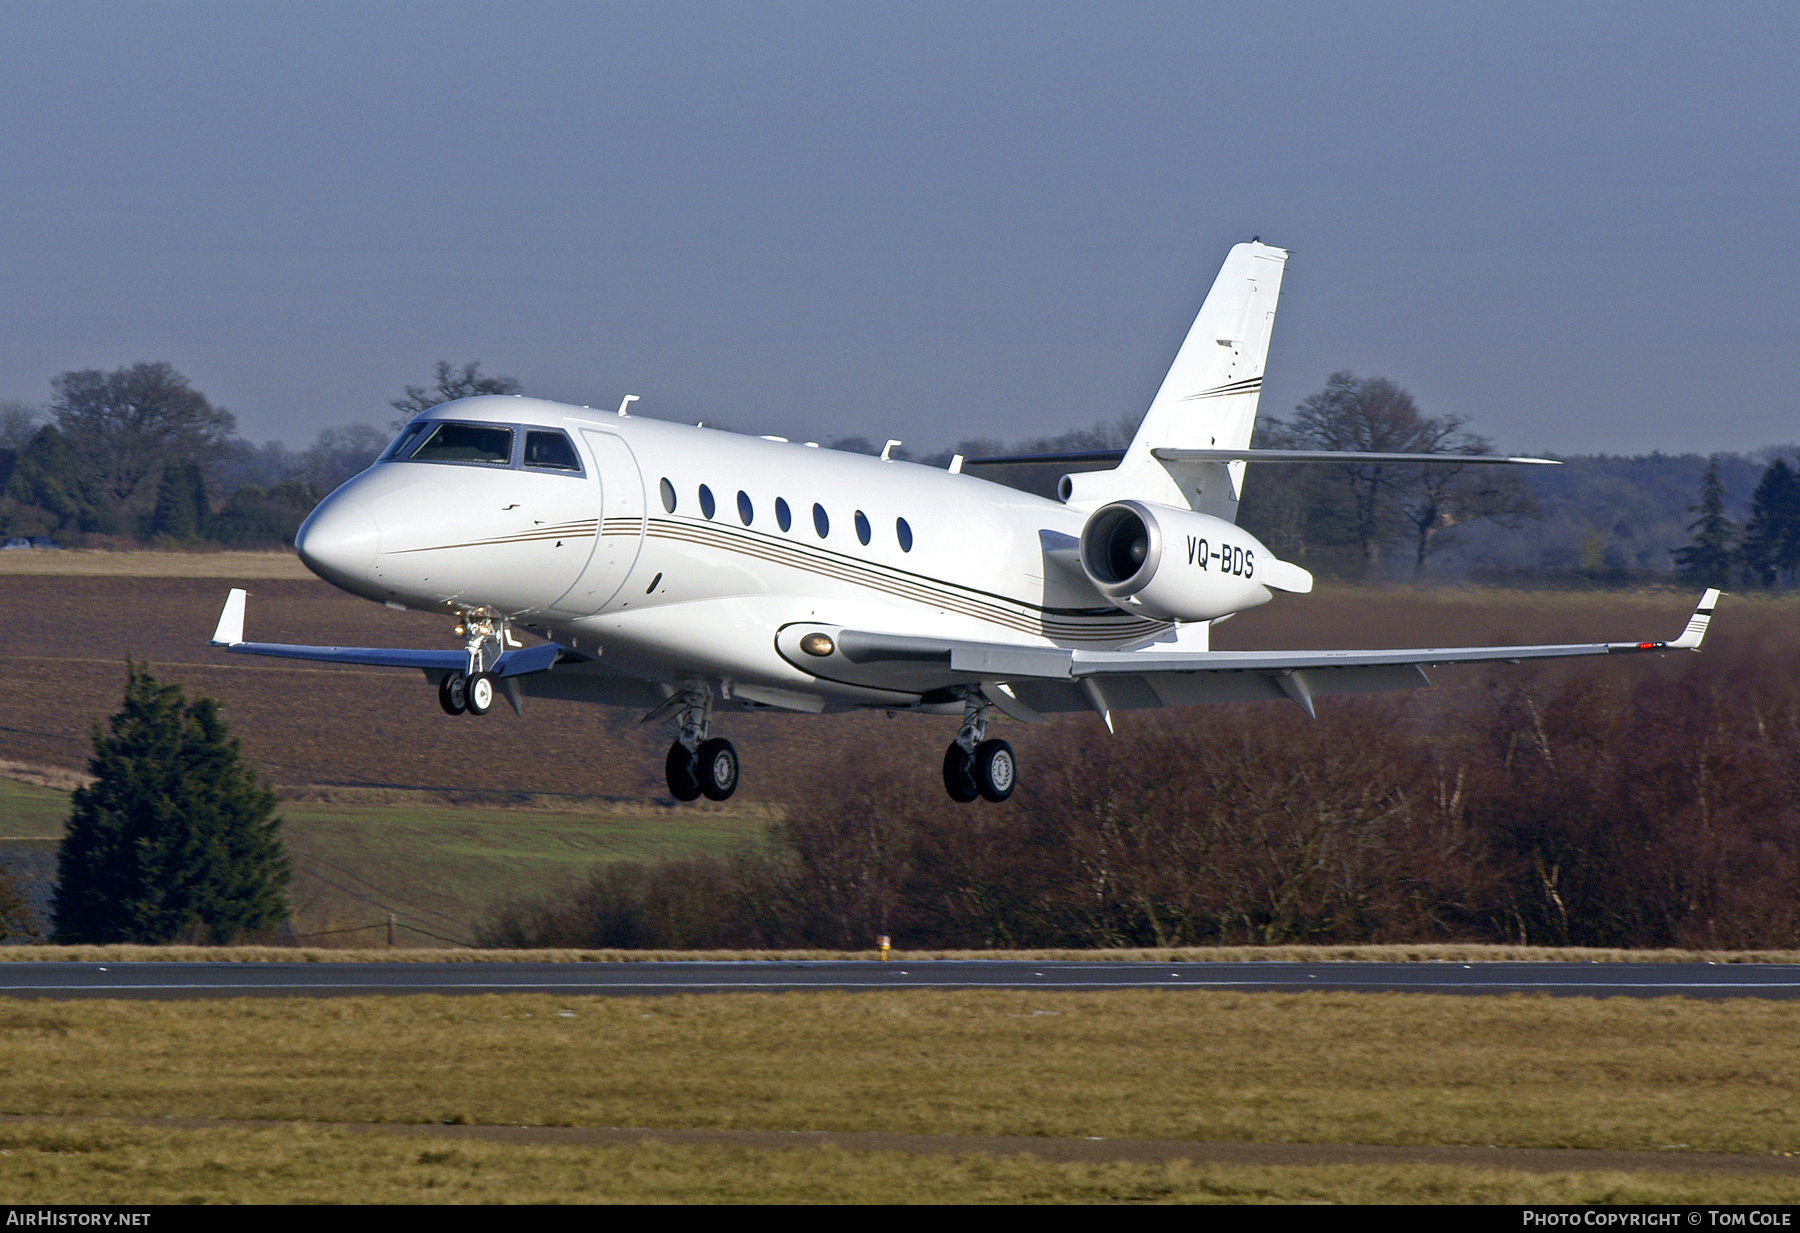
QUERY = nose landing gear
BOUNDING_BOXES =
[942,693,1016,803]
[438,672,468,715]
[436,609,515,719]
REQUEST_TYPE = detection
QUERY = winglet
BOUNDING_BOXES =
[210,588,247,646]
[1666,589,1721,651]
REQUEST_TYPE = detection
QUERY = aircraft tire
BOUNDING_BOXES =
[697,737,739,801]
[438,673,468,716]
[665,742,702,802]
[942,742,979,803]
[466,672,495,715]
[973,738,1016,803]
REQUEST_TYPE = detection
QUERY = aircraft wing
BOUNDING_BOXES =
[206,587,562,677]
[818,590,1719,724]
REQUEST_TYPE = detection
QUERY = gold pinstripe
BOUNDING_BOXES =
[636,516,1166,644]
[390,519,600,553]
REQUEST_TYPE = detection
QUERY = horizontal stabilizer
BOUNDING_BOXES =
[962,448,1560,469]
[1153,448,1560,466]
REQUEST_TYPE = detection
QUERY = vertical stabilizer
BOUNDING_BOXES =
[1064,240,1288,521]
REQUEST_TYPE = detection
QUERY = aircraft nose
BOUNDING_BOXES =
[295,496,380,590]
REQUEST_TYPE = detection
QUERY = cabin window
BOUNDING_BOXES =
[699,485,716,519]
[812,503,829,538]
[896,517,913,552]
[409,422,514,464]
[660,478,677,513]
[378,422,427,462]
[775,497,792,532]
[523,430,580,472]
[737,490,754,525]
[854,510,871,545]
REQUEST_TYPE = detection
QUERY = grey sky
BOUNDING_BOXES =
[3,2,1794,456]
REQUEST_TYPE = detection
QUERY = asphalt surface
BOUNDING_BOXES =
[3,959,1799,999]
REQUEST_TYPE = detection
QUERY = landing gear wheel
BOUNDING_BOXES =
[665,741,702,802]
[942,741,979,803]
[696,737,739,801]
[438,672,468,716]
[973,738,1016,803]
[465,672,496,716]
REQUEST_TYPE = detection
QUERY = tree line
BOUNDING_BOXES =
[0,360,519,547]
[3,359,1793,587]
[1671,454,1800,590]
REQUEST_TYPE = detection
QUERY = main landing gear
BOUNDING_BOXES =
[942,694,1015,804]
[660,685,739,802]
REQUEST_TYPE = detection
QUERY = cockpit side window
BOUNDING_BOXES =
[523,430,581,472]
[409,422,514,464]
[378,422,428,462]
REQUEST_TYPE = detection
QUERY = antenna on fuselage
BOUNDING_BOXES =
[880,439,903,461]
[616,394,639,417]
[948,454,964,474]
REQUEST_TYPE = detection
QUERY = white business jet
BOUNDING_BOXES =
[208,240,1718,804]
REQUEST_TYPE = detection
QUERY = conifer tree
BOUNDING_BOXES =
[148,460,208,540]
[1738,456,1800,589]
[53,663,290,944]
[1670,456,1737,589]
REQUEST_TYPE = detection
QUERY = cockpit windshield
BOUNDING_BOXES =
[408,422,515,465]
[377,422,428,462]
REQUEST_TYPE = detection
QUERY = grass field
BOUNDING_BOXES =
[1,990,1799,1203]
[0,776,771,945]
[5,989,1800,1152]
[5,1122,1796,1204]
[0,549,311,578]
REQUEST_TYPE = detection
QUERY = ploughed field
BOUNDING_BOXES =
[0,559,1755,799]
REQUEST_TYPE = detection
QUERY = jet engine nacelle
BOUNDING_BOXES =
[1078,500,1309,622]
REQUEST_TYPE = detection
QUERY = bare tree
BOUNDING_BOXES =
[1278,372,1528,576]
[1281,372,1436,571]
[0,400,40,453]
[50,363,235,507]
[1396,424,1534,577]
[302,424,389,494]
[390,361,523,428]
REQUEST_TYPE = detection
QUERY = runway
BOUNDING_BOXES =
[3,959,1799,999]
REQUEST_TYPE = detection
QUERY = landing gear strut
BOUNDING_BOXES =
[437,609,515,719]
[942,692,1016,803]
[659,685,739,802]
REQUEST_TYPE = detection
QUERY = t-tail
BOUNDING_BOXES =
[1062,238,1289,522]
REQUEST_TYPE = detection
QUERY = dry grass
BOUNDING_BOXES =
[0,550,311,578]
[0,1120,1795,1204]
[4,943,1800,963]
[2,990,1799,1156]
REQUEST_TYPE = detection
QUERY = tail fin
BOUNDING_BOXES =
[1064,239,1288,521]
